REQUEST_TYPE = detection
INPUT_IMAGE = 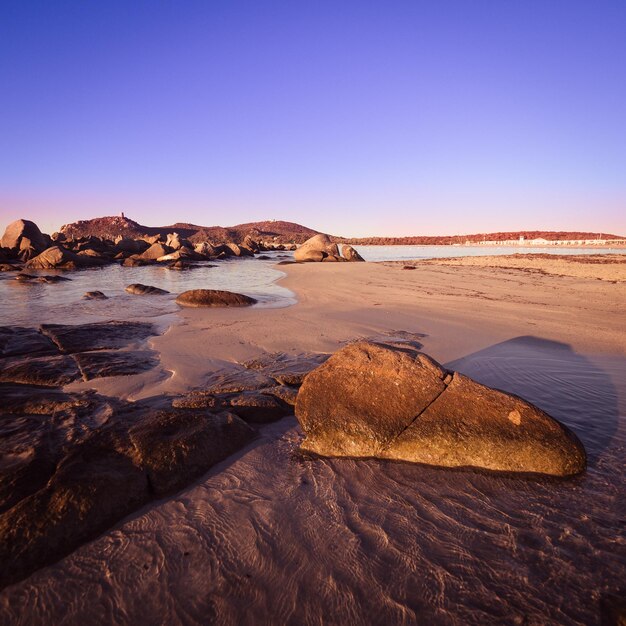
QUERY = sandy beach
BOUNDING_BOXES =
[1,256,625,625]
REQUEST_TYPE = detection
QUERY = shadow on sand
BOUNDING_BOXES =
[445,335,622,465]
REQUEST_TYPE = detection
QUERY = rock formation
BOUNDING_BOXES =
[295,341,586,477]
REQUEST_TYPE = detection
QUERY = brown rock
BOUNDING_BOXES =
[73,350,158,381]
[83,290,108,299]
[125,283,169,295]
[138,242,173,260]
[129,410,255,495]
[0,326,59,357]
[40,321,155,353]
[25,246,106,270]
[0,354,82,387]
[1,219,48,254]
[175,289,257,308]
[295,341,587,477]
[294,234,339,262]
[341,244,365,262]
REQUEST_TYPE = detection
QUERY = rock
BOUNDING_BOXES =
[294,234,339,263]
[165,232,183,249]
[167,260,199,270]
[226,391,292,423]
[243,235,260,252]
[15,274,71,284]
[175,289,257,308]
[264,384,299,406]
[129,410,255,495]
[257,255,271,260]
[242,351,329,386]
[194,242,217,258]
[138,242,173,261]
[402,265,416,270]
[341,245,365,262]
[0,326,59,357]
[121,256,150,267]
[225,242,254,257]
[115,238,150,255]
[0,263,21,271]
[0,436,150,590]
[73,350,158,381]
[14,273,36,282]
[1,219,48,254]
[295,341,587,477]
[0,354,82,386]
[125,283,169,296]
[25,246,106,270]
[40,321,156,353]
[83,290,108,299]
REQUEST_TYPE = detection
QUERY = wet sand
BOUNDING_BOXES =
[1,260,625,625]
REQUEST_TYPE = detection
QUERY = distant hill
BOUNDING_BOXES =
[57,217,624,246]
[338,231,625,245]
[59,216,323,244]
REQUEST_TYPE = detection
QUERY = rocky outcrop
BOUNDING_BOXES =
[25,246,106,270]
[138,242,173,261]
[295,341,586,477]
[175,289,257,308]
[125,283,169,296]
[294,234,340,262]
[1,219,48,255]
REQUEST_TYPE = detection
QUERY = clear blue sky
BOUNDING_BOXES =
[1,0,625,237]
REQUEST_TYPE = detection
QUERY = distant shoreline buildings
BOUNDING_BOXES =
[464,236,626,247]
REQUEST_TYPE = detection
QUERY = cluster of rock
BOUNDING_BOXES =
[0,218,295,271]
[294,234,365,263]
[0,326,326,589]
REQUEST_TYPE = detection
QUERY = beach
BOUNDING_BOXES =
[1,255,625,625]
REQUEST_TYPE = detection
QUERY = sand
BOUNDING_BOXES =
[1,258,625,625]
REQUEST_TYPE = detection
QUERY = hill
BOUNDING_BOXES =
[59,216,322,244]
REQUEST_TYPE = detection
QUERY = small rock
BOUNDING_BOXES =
[175,289,257,308]
[125,283,169,296]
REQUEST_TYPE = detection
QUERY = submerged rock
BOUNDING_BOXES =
[125,283,169,296]
[295,341,586,477]
[175,289,257,308]
[83,290,108,299]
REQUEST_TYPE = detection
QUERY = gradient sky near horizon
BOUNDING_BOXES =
[1,1,625,237]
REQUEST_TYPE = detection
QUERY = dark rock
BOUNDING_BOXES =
[25,246,106,270]
[226,391,292,423]
[125,283,169,296]
[0,437,149,590]
[402,265,416,270]
[83,290,108,299]
[40,321,156,354]
[0,264,21,272]
[121,256,150,267]
[115,238,150,255]
[175,289,257,308]
[0,326,59,357]
[129,410,255,495]
[295,341,587,476]
[225,242,254,257]
[264,384,299,406]
[257,255,271,260]
[73,350,159,381]
[0,354,82,386]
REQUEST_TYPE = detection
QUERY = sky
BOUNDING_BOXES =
[1,0,625,237]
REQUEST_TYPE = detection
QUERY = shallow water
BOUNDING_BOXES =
[353,244,626,262]
[0,253,296,327]
[0,336,624,625]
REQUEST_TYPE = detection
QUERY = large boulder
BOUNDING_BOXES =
[294,234,339,262]
[295,341,586,477]
[176,289,257,308]
[138,242,173,261]
[225,242,254,257]
[25,246,106,270]
[194,242,217,258]
[341,244,365,262]
[115,238,149,255]
[1,219,48,254]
